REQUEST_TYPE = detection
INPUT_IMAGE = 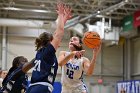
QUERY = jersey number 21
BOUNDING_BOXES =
[33,60,41,72]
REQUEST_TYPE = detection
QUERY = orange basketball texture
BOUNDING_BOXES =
[82,31,101,48]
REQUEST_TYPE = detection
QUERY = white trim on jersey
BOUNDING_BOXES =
[29,82,53,92]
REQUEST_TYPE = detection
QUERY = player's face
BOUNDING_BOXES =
[1,71,7,79]
[69,36,80,51]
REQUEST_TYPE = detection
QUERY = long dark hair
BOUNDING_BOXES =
[35,32,53,51]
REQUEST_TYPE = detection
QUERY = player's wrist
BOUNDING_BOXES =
[91,58,96,63]
[70,51,75,55]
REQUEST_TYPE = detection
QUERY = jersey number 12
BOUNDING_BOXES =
[66,69,74,79]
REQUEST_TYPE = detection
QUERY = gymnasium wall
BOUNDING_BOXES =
[0,34,2,67]
[7,36,36,70]
[131,38,140,79]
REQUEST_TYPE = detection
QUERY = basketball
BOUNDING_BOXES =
[82,31,101,48]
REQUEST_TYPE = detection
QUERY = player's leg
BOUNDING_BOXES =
[72,84,88,93]
[61,86,72,93]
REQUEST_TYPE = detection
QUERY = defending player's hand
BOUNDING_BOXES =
[63,5,72,21]
[56,3,72,24]
[56,3,64,16]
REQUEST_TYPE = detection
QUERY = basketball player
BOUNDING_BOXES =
[58,36,101,93]
[26,3,71,93]
[1,56,28,93]
[2,3,72,93]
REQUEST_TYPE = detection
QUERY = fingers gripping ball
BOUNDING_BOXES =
[82,31,101,49]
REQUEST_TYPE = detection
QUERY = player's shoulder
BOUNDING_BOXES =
[60,51,66,53]
[59,51,72,58]
[58,51,65,58]
[59,51,69,55]
[59,51,66,55]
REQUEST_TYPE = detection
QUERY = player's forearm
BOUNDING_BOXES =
[22,58,35,73]
[56,15,65,30]
[86,58,96,76]
[59,52,75,66]
[53,27,64,41]
[55,15,65,33]
[52,16,65,49]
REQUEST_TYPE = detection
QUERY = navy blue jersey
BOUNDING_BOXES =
[1,66,28,93]
[31,43,58,85]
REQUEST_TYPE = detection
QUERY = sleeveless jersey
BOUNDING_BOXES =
[31,43,58,85]
[61,52,85,87]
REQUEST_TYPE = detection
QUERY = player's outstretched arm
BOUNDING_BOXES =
[22,58,35,73]
[51,3,71,50]
[58,51,75,66]
[58,50,85,66]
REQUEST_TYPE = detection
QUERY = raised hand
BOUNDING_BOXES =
[56,3,64,15]
[56,3,72,25]
[63,5,72,21]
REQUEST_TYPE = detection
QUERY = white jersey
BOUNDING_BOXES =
[61,52,85,88]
